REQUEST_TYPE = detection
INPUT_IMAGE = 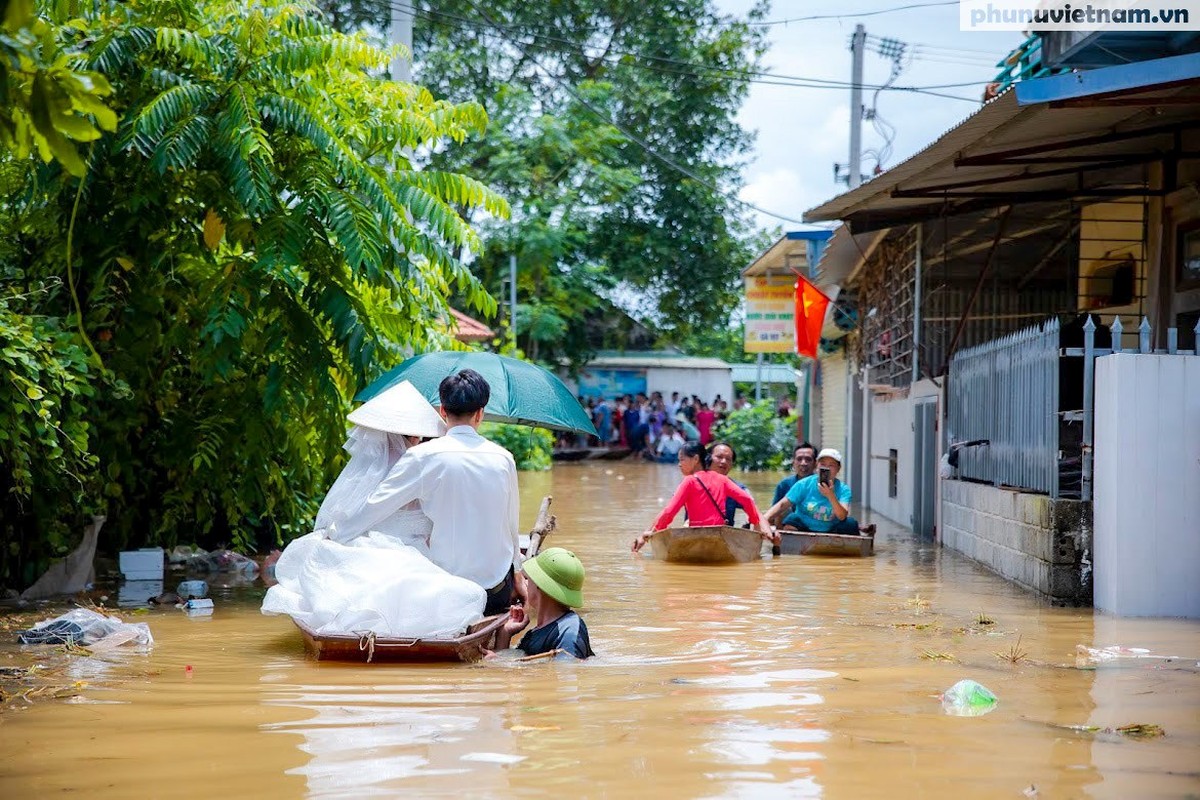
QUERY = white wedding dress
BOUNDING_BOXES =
[262,428,485,638]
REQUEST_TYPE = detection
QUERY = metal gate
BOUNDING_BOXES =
[912,398,938,539]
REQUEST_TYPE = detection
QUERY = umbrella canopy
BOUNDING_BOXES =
[357,352,597,436]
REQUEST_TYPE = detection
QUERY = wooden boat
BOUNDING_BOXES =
[294,496,557,664]
[778,530,874,557]
[295,614,505,663]
[648,525,763,565]
[551,448,590,462]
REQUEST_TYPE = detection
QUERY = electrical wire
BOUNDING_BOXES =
[392,1,993,96]
[456,0,817,224]
[746,1,960,26]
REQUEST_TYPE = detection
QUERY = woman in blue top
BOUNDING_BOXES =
[763,448,869,535]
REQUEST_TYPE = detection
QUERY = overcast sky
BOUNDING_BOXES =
[714,0,1021,232]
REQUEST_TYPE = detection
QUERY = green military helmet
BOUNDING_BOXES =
[522,547,585,608]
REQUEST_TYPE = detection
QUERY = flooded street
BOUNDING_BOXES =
[2,462,1198,799]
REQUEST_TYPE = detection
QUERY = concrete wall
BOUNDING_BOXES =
[1094,353,1200,617]
[941,480,1092,605]
[646,368,732,406]
[863,379,942,528]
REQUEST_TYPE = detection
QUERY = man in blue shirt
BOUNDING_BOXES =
[772,442,817,526]
[764,448,869,535]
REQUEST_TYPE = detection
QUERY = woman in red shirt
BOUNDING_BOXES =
[695,403,716,445]
[632,443,775,552]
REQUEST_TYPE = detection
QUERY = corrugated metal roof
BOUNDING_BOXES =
[804,60,1200,230]
[584,352,732,370]
[729,364,802,383]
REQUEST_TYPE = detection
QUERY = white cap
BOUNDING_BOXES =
[347,380,447,438]
[816,448,842,465]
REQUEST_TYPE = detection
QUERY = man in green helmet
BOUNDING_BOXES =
[494,547,594,660]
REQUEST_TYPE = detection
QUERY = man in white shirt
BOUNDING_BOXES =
[652,423,686,463]
[360,369,521,615]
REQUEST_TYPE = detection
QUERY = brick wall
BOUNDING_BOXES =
[941,479,1092,605]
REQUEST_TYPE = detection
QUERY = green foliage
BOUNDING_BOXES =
[714,401,797,471]
[406,1,769,360]
[0,0,118,175]
[480,422,553,472]
[0,0,506,587]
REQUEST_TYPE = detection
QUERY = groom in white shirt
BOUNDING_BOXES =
[360,369,521,615]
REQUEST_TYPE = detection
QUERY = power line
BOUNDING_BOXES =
[747,1,959,26]
[394,1,987,99]
[458,0,813,225]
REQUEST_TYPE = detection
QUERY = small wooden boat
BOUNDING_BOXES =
[778,530,874,557]
[295,614,506,663]
[551,448,590,461]
[648,525,763,565]
[294,496,556,664]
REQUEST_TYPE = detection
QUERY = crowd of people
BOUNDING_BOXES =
[569,390,753,459]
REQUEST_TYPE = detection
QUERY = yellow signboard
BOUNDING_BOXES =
[744,274,794,353]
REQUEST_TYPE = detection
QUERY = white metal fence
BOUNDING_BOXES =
[949,314,1199,500]
[948,318,1061,496]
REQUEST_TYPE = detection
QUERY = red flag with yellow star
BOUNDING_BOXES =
[794,275,831,359]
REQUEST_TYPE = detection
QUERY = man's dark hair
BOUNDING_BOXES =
[794,442,817,457]
[439,369,490,416]
[681,441,709,468]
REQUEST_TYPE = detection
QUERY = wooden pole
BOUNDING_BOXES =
[526,496,556,558]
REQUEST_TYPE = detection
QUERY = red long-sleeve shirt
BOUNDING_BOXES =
[652,471,762,531]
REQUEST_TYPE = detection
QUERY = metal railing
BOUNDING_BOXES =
[1068,315,1200,501]
[949,314,1199,500]
[948,318,1061,496]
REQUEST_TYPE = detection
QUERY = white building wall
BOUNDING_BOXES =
[1094,353,1200,618]
[647,367,732,406]
[820,351,848,455]
[864,379,942,527]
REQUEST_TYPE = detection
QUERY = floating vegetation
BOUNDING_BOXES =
[890,621,941,632]
[995,635,1029,665]
[976,612,995,626]
[907,594,931,612]
[1058,722,1165,739]
[921,650,958,663]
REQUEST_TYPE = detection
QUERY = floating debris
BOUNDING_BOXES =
[941,679,998,716]
[976,612,996,626]
[921,650,958,663]
[995,635,1029,665]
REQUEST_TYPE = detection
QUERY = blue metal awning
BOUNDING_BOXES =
[1016,51,1200,105]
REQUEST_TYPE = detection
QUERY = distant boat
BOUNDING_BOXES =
[778,530,875,557]
[552,447,631,461]
[647,525,764,564]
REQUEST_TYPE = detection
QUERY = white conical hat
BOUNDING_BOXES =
[347,380,447,438]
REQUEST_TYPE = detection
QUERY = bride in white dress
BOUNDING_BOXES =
[262,381,486,638]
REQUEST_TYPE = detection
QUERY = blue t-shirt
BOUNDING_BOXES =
[724,479,748,526]
[784,474,852,532]
[518,611,594,660]
[773,474,800,505]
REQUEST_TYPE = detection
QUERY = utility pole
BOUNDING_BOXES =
[391,1,413,82]
[509,253,518,350]
[848,24,866,189]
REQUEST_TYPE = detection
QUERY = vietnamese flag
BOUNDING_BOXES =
[794,275,831,359]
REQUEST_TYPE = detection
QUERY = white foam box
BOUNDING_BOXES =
[118,579,163,608]
[118,548,165,580]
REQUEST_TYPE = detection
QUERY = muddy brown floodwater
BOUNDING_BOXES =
[1,462,1198,799]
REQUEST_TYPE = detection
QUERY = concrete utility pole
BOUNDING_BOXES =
[391,1,413,82]
[509,253,518,349]
[848,24,866,189]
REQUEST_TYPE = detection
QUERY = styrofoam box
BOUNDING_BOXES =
[119,548,164,580]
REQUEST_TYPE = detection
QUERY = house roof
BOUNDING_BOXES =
[803,53,1200,231]
[446,308,494,343]
[584,350,732,370]
[729,364,803,384]
[741,229,835,278]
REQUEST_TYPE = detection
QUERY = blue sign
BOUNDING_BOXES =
[577,369,646,399]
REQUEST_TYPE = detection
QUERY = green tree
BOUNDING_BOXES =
[407,0,769,360]
[0,0,506,587]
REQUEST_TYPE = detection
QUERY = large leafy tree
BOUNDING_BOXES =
[0,0,505,586]
[316,0,768,361]
[414,0,768,356]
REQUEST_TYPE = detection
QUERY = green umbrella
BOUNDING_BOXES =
[357,352,598,436]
